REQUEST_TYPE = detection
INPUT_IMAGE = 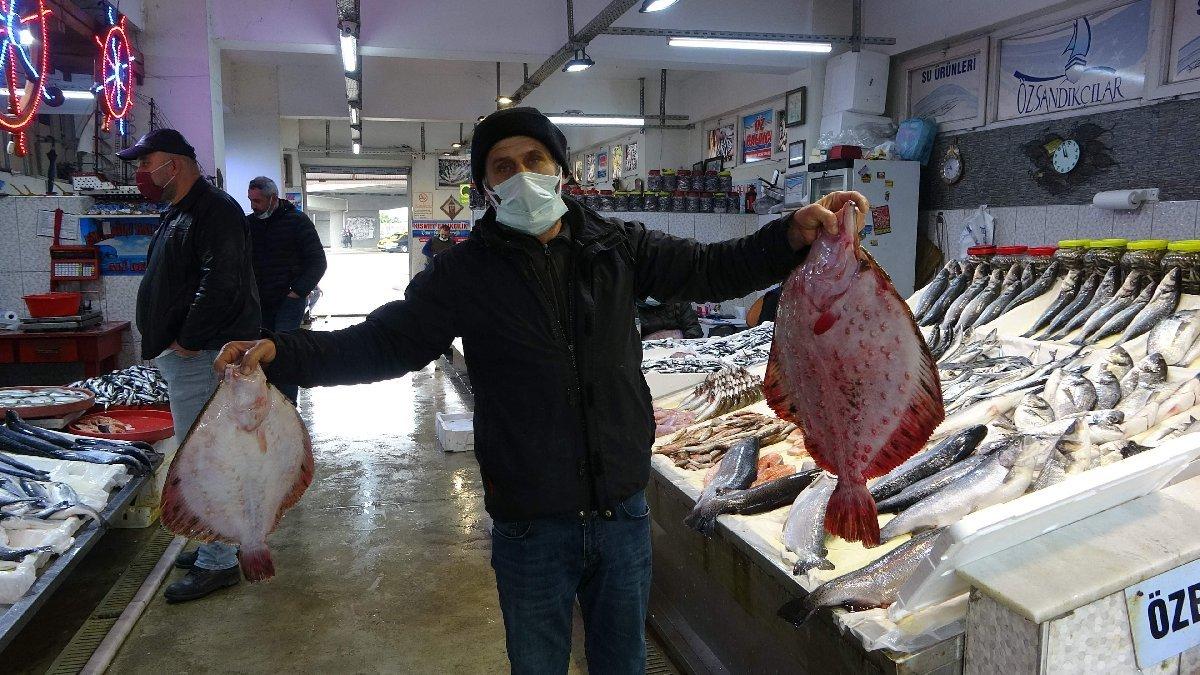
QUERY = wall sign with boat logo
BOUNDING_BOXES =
[907,45,985,127]
[997,0,1150,121]
[1169,0,1200,83]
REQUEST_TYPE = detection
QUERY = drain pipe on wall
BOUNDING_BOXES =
[80,536,187,674]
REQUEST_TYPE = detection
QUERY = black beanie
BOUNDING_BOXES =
[471,107,570,191]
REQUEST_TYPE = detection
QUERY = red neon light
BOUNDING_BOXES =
[0,0,50,155]
[97,15,134,132]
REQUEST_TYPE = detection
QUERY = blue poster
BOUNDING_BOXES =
[79,216,160,275]
[742,109,773,163]
[997,0,1150,120]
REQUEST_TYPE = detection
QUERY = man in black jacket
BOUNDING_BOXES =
[119,129,261,604]
[247,176,327,402]
[637,298,703,339]
[215,108,866,673]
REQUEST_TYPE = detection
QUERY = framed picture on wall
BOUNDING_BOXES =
[703,157,723,173]
[784,87,807,127]
[705,123,736,165]
[788,140,807,168]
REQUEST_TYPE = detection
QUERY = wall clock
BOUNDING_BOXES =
[940,142,963,185]
[1021,122,1116,195]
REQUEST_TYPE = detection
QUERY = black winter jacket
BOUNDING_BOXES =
[249,199,327,320]
[136,179,261,359]
[266,197,804,522]
[639,302,703,339]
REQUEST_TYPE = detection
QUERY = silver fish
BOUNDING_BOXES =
[1147,309,1200,366]
[914,263,954,323]
[869,426,988,500]
[879,424,1071,541]
[1030,448,1068,491]
[921,263,975,326]
[876,453,992,513]
[1089,346,1133,384]
[1049,266,1120,340]
[940,266,992,331]
[684,437,760,530]
[956,269,1006,331]
[1023,269,1083,338]
[933,391,1026,440]
[1074,271,1143,344]
[1013,393,1054,431]
[974,266,1029,328]
[1117,353,1168,415]
[1141,415,1200,447]
[1121,268,1182,342]
[1006,261,1061,313]
[779,529,942,625]
[1082,279,1156,346]
[1092,368,1122,409]
[782,473,837,576]
[1037,272,1102,340]
[1052,374,1097,418]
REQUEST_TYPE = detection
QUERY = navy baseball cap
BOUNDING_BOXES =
[116,128,197,161]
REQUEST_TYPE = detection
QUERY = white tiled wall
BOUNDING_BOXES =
[922,200,1200,257]
[0,196,141,371]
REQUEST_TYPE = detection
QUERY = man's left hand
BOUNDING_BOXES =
[786,190,870,251]
[287,291,302,299]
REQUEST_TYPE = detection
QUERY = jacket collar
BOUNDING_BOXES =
[471,195,622,255]
[171,177,211,213]
[253,198,296,223]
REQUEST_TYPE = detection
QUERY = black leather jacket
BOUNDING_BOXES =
[266,197,804,522]
[136,179,261,358]
[638,302,702,339]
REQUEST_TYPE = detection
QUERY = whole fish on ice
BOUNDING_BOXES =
[765,204,944,547]
[161,366,314,582]
[782,472,837,576]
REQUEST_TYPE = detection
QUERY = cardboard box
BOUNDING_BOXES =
[436,412,474,453]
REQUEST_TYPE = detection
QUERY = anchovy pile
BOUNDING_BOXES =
[1,411,154,475]
[674,367,764,423]
[68,365,170,407]
[642,323,775,373]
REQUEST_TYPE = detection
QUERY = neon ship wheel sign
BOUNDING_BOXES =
[0,0,52,157]
[94,6,134,135]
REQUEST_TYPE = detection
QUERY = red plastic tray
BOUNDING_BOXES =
[69,408,175,443]
[0,386,95,419]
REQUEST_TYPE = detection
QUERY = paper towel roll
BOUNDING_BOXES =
[1093,189,1142,210]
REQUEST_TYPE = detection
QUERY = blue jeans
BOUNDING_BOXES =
[490,491,652,675]
[269,295,306,403]
[154,348,239,572]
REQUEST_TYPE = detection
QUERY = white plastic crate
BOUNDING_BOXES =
[436,412,473,453]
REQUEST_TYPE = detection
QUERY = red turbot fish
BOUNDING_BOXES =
[764,204,943,547]
[161,366,314,581]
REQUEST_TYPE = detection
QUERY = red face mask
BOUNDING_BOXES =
[135,160,174,202]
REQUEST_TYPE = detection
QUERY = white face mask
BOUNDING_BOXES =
[254,198,277,220]
[486,170,568,237]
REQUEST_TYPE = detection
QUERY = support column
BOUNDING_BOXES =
[223,62,283,212]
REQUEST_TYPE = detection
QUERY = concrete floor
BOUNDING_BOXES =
[99,353,590,673]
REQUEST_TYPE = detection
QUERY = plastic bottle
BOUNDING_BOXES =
[745,186,757,214]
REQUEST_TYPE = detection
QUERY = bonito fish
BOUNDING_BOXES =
[161,366,314,582]
[778,529,941,626]
[782,472,837,575]
[684,437,759,531]
[765,204,944,546]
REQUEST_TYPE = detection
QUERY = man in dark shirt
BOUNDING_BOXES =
[422,223,456,259]
[213,108,866,673]
[247,176,327,402]
[119,129,261,603]
[637,298,702,339]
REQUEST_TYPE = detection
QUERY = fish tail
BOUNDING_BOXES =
[684,502,719,536]
[777,596,821,627]
[238,544,276,582]
[824,481,881,548]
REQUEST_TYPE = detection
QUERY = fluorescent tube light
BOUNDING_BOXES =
[639,0,679,11]
[667,37,832,52]
[352,142,361,154]
[350,107,360,125]
[546,115,645,126]
[340,33,358,72]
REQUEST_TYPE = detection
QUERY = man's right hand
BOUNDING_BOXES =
[214,339,277,375]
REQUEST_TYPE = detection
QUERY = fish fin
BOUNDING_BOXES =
[160,473,223,542]
[813,310,839,335]
[778,596,821,627]
[763,342,799,426]
[279,413,315,514]
[238,544,276,582]
[824,480,881,547]
[866,354,945,482]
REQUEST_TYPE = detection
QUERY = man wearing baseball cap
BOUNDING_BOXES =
[119,129,261,603]
[215,108,866,672]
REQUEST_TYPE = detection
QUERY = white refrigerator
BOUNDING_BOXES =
[806,159,921,297]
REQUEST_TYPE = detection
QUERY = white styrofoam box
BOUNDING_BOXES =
[822,50,890,116]
[436,412,473,453]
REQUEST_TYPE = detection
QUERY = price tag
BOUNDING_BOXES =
[1125,558,1200,668]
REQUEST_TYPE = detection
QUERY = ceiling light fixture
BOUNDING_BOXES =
[496,95,514,106]
[350,107,360,125]
[667,37,831,52]
[352,142,361,154]
[562,46,594,73]
[547,115,645,127]
[639,0,679,12]
[339,25,358,72]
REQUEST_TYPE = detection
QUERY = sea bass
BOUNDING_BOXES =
[782,472,837,576]
[1147,310,1200,366]
[765,204,944,547]
[868,426,986,501]
[684,437,759,531]
[1005,261,1060,313]
[1022,269,1082,338]
[161,366,314,582]
[778,529,942,626]
[1122,268,1182,342]
[685,470,818,536]
[914,262,955,323]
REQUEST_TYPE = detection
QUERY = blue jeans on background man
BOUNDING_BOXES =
[269,295,306,402]
[490,490,652,675]
[154,348,239,571]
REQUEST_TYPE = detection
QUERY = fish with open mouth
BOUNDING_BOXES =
[778,529,942,626]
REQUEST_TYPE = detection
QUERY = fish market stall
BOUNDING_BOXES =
[0,412,161,652]
[643,236,1200,672]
